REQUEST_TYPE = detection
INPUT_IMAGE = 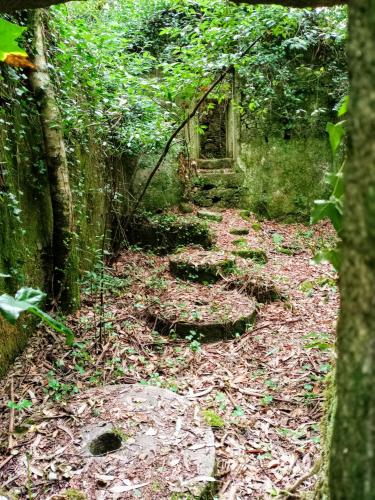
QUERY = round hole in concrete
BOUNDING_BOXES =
[89,432,122,456]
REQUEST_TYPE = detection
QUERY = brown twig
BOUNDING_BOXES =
[279,460,321,498]
[8,377,15,449]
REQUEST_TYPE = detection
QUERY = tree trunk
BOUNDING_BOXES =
[329,1,375,498]
[0,0,74,11]
[29,9,77,309]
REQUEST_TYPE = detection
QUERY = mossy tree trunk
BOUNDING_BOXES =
[329,2,375,498]
[29,9,77,309]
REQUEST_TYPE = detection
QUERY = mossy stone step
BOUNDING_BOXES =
[125,213,214,254]
[192,186,246,208]
[229,228,250,235]
[196,158,234,170]
[169,250,237,283]
[148,287,256,342]
[195,169,243,188]
[232,248,268,264]
[276,243,303,255]
[197,210,223,222]
[224,271,286,303]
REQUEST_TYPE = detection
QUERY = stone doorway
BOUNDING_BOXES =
[198,98,229,159]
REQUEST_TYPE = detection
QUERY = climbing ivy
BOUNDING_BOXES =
[48,1,347,156]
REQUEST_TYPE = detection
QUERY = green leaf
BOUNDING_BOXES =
[337,95,349,117]
[7,399,32,410]
[0,18,27,62]
[326,121,345,155]
[0,287,74,346]
[15,287,46,307]
[313,249,341,271]
[311,198,343,233]
[232,406,245,417]
[0,294,31,324]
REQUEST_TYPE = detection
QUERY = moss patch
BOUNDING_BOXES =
[169,250,237,283]
[148,286,256,342]
[232,248,268,264]
[229,228,249,235]
[125,213,214,254]
[197,211,223,223]
[240,137,332,220]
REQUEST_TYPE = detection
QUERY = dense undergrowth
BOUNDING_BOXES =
[49,0,348,157]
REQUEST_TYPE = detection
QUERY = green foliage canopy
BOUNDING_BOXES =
[49,0,347,156]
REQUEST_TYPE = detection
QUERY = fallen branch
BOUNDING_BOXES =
[279,460,321,498]
[129,31,266,217]
[8,377,15,450]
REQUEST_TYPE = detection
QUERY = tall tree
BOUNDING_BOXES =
[29,10,76,308]
[0,0,76,11]
[328,1,375,497]
[237,1,375,498]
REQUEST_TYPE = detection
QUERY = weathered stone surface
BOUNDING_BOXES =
[232,248,268,264]
[229,227,250,235]
[192,185,246,208]
[197,210,223,222]
[169,249,237,283]
[196,170,243,188]
[148,287,257,342]
[125,213,214,254]
[224,272,286,303]
[10,384,216,499]
[276,243,303,255]
[196,158,234,170]
[190,168,246,209]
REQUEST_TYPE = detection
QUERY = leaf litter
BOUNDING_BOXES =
[0,208,338,499]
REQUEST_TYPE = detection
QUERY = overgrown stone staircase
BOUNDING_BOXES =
[190,158,245,208]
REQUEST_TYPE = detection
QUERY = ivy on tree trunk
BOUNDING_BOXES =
[29,10,76,309]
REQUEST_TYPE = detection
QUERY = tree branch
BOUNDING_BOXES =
[129,33,265,217]
[0,0,82,12]
[230,0,345,7]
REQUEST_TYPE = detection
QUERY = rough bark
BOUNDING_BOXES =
[0,0,79,11]
[230,0,345,6]
[29,10,75,308]
[329,1,375,498]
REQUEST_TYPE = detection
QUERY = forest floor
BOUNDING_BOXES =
[0,208,338,499]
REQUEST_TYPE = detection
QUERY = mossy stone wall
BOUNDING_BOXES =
[239,137,331,220]
[0,66,54,377]
[131,150,182,212]
[0,67,110,377]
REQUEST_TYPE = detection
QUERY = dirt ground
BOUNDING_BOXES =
[0,209,338,499]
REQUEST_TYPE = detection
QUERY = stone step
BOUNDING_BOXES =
[196,158,234,170]
[197,168,235,176]
[169,249,236,283]
[195,169,244,189]
[148,285,257,342]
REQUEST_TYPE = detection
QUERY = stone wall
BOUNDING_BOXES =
[238,136,331,220]
[0,66,111,377]
[181,71,333,218]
